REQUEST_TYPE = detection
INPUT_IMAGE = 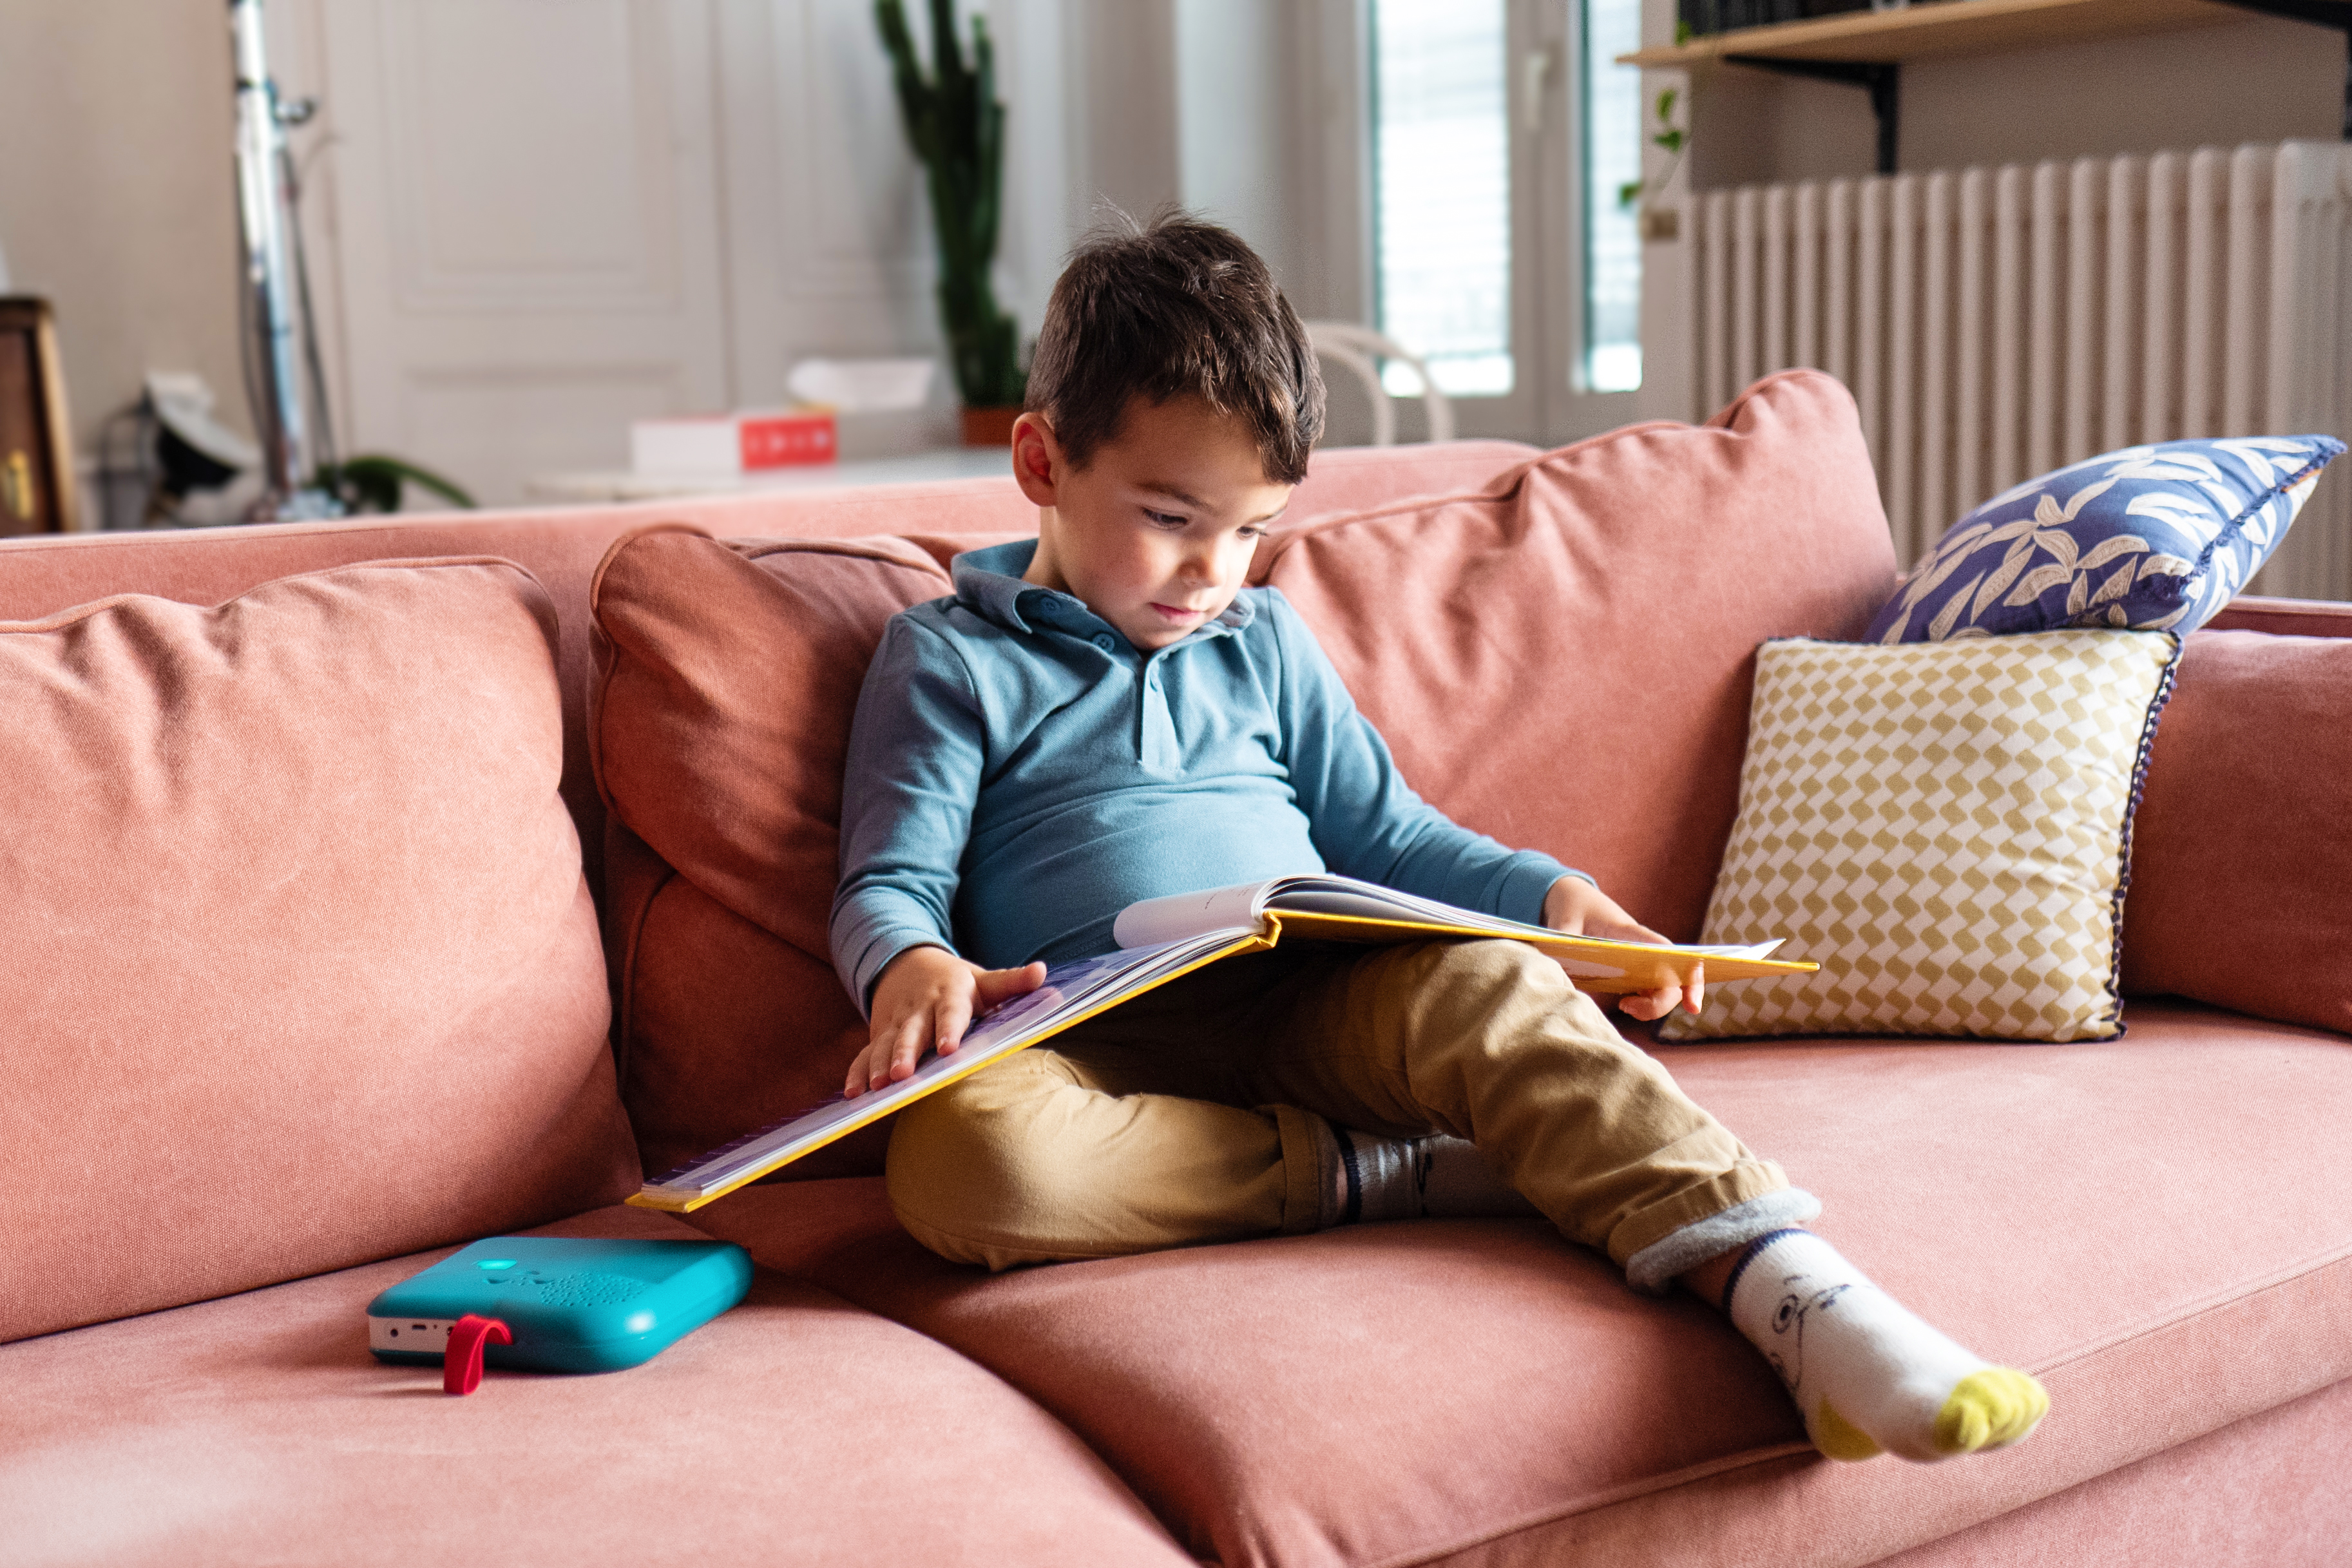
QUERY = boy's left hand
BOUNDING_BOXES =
[1542,875,1703,1022]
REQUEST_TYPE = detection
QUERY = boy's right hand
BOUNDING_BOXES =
[846,946,1049,1098]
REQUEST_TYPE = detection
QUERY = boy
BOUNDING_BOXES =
[832,213,2046,1464]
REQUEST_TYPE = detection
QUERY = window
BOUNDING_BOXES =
[1581,0,1643,392]
[1366,0,1645,437]
[1370,0,1514,397]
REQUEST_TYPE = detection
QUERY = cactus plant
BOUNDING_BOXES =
[875,0,1026,412]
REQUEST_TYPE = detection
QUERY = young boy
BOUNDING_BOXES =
[832,213,2046,1464]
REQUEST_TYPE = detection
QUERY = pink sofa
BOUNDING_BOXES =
[5,375,2349,1565]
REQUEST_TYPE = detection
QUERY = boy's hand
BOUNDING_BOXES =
[847,946,1049,1098]
[1542,875,1703,1022]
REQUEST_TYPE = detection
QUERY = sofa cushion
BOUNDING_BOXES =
[1660,631,2178,1043]
[2122,629,2352,1035]
[589,526,955,1180]
[697,1002,2352,1568]
[0,559,636,1344]
[0,1205,1190,1568]
[1252,369,1900,941]
[1868,436,2344,644]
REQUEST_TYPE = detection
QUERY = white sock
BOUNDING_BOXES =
[1722,1230,2049,1462]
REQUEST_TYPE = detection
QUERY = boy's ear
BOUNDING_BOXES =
[1011,412,1062,508]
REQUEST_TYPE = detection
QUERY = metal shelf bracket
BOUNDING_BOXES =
[1723,56,1902,173]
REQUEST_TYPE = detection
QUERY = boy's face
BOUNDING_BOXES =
[1013,395,1292,653]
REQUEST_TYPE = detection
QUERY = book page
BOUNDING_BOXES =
[1261,874,1783,960]
[1111,880,1277,949]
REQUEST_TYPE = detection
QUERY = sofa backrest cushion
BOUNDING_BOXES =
[0,441,1540,906]
[0,560,638,1344]
[590,527,955,1180]
[1254,369,1901,940]
[2121,628,2352,1035]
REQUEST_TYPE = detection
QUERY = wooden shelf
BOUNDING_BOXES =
[1617,0,2254,69]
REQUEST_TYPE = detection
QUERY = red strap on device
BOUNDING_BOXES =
[444,1314,512,1396]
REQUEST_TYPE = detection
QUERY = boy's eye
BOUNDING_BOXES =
[1143,510,1187,528]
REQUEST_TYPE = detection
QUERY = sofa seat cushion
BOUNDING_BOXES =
[0,559,636,1345]
[692,1002,2352,1568]
[0,1205,1190,1568]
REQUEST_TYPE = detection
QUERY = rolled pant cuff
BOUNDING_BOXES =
[1270,1105,1334,1235]
[1622,1187,1823,1295]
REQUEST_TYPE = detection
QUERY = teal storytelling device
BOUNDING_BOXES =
[368,1237,752,1393]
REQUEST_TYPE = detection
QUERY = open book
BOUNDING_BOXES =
[629,874,1815,1213]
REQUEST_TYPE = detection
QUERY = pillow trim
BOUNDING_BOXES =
[2098,631,2186,1038]
[2095,446,2342,629]
[1664,629,2183,1046]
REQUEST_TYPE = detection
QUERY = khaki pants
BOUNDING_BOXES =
[886,938,1788,1272]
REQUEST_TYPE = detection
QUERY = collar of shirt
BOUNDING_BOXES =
[948,538,1256,653]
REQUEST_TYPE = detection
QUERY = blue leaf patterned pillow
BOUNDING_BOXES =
[1867,436,2344,644]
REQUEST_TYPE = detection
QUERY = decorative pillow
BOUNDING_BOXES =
[1867,436,2344,644]
[0,560,638,1344]
[1660,630,2179,1043]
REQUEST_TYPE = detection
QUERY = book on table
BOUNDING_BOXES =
[627,874,1817,1213]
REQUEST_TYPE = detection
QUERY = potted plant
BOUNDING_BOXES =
[875,0,1026,446]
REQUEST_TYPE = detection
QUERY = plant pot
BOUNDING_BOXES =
[961,406,1022,448]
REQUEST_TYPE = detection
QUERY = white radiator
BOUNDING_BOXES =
[1689,140,2352,601]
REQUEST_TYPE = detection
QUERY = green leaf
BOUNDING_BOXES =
[1674,19,1694,44]
[316,454,477,513]
[1653,128,1685,153]
[1656,88,1678,122]
[1618,179,1645,209]
[877,0,1020,407]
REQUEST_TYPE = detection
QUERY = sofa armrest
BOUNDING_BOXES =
[2205,595,2352,639]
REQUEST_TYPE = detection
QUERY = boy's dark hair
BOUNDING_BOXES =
[1027,210,1325,485]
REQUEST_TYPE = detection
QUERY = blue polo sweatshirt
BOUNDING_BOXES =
[828,539,1578,1013]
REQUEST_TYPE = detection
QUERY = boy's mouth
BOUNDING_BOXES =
[1149,602,1210,623]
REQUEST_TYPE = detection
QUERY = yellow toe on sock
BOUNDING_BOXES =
[1933,1368,2050,1455]
[1813,1398,1884,1462]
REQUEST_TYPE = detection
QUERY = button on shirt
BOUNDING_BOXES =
[829,539,1576,1011]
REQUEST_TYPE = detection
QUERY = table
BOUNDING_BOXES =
[524,448,1015,504]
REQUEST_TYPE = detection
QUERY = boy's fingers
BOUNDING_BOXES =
[1619,982,1682,1020]
[846,1037,887,1098]
[1687,964,1705,1014]
[889,1011,930,1082]
[975,961,1049,1004]
[935,993,974,1055]
[868,1015,914,1090]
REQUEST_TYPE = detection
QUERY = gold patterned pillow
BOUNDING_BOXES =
[1660,631,2179,1042]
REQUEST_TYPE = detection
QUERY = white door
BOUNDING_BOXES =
[304,0,732,505]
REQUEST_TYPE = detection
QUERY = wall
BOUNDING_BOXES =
[0,0,249,454]
[1631,6,2347,429]
[0,0,1407,490]
[5,3,2338,479]
[1686,15,2342,192]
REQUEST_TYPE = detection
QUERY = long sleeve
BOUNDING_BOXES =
[830,617,987,1015]
[1265,591,1582,926]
